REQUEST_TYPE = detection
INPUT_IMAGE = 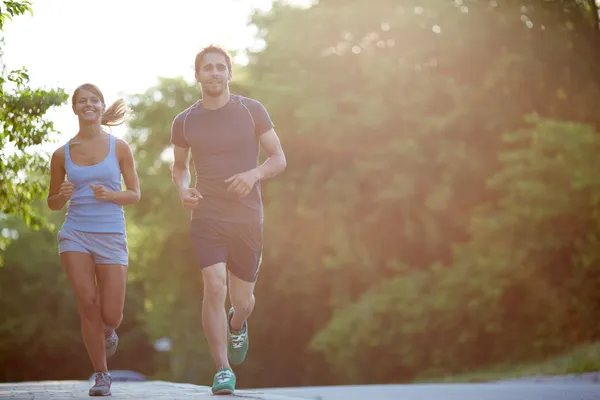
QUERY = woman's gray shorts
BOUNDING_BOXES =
[58,227,128,266]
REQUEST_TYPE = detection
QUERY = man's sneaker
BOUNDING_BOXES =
[105,331,118,358]
[89,371,112,396]
[211,367,236,395]
[227,307,249,365]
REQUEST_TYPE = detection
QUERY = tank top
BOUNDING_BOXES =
[62,134,125,233]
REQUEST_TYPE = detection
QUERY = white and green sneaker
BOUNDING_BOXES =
[227,307,249,365]
[212,367,236,395]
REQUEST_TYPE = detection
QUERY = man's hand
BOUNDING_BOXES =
[59,180,75,199]
[89,184,115,201]
[179,187,202,210]
[225,169,260,198]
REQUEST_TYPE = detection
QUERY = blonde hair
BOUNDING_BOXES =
[72,83,127,127]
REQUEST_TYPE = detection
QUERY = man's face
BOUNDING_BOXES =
[196,52,231,97]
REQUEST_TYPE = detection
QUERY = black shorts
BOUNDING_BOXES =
[190,218,263,283]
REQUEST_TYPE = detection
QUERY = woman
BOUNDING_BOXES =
[47,83,141,397]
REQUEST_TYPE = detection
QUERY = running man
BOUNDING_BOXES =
[170,45,286,394]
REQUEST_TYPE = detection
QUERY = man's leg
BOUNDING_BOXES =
[225,220,262,365]
[190,218,237,395]
[201,263,237,395]
[201,262,230,370]
[228,271,256,331]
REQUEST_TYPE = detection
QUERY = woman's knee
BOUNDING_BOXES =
[78,295,101,320]
[102,310,123,329]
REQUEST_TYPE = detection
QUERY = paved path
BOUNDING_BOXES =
[0,381,314,399]
[1,380,599,399]
[262,382,600,400]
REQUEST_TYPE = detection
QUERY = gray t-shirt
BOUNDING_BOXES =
[170,94,274,223]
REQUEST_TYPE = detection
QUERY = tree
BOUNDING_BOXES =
[0,0,68,245]
[310,116,600,381]
[113,0,600,386]
[240,0,600,384]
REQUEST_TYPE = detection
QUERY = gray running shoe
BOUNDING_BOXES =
[89,371,112,396]
[105,331,118,358]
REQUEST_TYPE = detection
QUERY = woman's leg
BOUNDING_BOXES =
[96,264,127,333]
[60,251,107,372]
[93,230,129,358]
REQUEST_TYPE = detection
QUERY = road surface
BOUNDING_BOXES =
[0,380,598,399]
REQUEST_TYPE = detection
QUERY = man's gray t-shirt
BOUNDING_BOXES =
[170,94,274,223]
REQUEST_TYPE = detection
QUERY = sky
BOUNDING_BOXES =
[2,0,309,153]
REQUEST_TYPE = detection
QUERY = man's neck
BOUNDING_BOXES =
[202,90,231,110]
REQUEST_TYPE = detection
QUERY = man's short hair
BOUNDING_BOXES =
[194,45,233,74]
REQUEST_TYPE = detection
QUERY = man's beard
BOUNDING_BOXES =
[202,81,225,98]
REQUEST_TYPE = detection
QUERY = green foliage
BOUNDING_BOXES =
[0,0,68,239]
[0,0,32,31]
[239,0,600,385]
[310,117,600,381]
[3,0,600,387]
[416,340,600,383]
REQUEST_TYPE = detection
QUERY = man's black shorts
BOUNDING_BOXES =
[190,218,263,283]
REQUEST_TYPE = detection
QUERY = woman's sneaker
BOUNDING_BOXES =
[105,331,118,358]
[212,367,236,395]
[89,371,112,396]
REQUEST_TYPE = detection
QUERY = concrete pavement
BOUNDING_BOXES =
[1,380,599,399]
[0,380,315,399]
[259,382,600,400]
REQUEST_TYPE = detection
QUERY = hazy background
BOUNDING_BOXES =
[1,0,600,390]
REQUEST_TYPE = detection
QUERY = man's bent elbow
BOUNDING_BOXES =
[279,154,287,173]
[171,164,183,180]
[172,162,187,174]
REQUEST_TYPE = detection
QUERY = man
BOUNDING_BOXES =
[170,45,286,395]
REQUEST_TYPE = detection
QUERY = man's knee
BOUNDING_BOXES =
[202,263,228,301]
[235,297,254,317]
[230,291,255,316]
[228,269,256,313]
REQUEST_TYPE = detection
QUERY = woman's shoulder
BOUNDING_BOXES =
[114,136,133,159]
[52,144,67,158]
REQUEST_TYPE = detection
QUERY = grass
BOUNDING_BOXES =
[415,341,600,383]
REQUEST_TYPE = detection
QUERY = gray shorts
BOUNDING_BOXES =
[58,227,128,266]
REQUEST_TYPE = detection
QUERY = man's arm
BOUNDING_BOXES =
[224,128,286,198]
[255,128,286,181]
[172,145,202,209]
[172,145,192,192]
